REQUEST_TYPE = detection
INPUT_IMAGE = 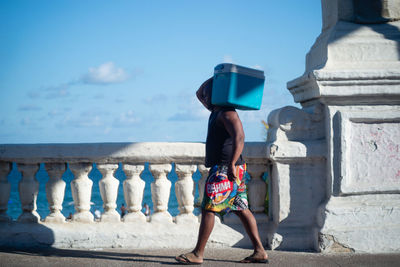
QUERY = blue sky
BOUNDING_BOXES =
[0,1,322,144]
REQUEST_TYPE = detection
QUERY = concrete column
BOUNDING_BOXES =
[97,163,120,222]
[17,163,40,223]
[69,163,94,223]
[44,163,67,223]
[122,164,146,222]
[149,164,173,223]
[175,164,198,224]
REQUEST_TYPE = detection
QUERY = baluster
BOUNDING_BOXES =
[44,163,67,223]
[69,163,94,223]
[0,162,12,222]
[17,163,40,223]
[247,164,268,222]
[197,165,209,206]
[175,164,198,224]
[122,164,146,222]
[149,164,173,223]
[97,163,120,222]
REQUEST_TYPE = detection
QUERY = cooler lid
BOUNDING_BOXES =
[214,63,264,79]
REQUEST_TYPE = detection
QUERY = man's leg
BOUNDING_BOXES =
[234,209,268,261]
[176,209,215,264]
[193,209,215,256]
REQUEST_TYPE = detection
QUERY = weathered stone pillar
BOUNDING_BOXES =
[44,163,67,223]
[149,164,173,223]
[175,164,198,224]
[266,105,326,251]
[0,162,12,222]
[268,0,400,253]
[97,163,120,222]
[69,163,94,223]
[17,163,40,223]
[122,164,146,222]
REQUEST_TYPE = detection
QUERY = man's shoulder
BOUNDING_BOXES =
[217,109,241,125]
[220,108,238,117]
[217,107,236,116]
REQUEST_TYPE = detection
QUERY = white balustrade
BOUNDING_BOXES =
[0,143,270,250]
[69,163,94,223]
[97,163,120,222]
[0,162,11,222]
[149,163,173,223]
[0,142,268,227]
[175,164,198,224]
[122,164,146,222]
[247,164,268,222]
[17,163,40,223]
[45,163,67,223]
[197,165,209,206]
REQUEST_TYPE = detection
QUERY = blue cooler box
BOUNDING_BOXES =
[211,63,265,110]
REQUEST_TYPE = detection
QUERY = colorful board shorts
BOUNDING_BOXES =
[201,164,248,215]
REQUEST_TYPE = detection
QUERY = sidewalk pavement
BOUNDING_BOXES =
[0,247,399,267]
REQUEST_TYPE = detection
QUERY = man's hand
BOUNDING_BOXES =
[228,163,237,182]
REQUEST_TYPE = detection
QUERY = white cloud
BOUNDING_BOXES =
[63,116,103,128]
[27,91,41,99]
[45,87,71,99]
[28,62,132,101]
[48,108,72,118]
[80,109,110,117]
[18,105,42,111]
[144,93,169,105]
[82,62,129,85]
[27,82,73,100]
[113,110,140,127]
[252,64,264,70]
[79,116,102,127]
[223,55,234,64]
[55,109,109,128]
[168,110,208,121]
[104,126,112,135]
[169,95,209,121]
[19,117,43,130]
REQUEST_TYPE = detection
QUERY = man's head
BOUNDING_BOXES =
[196,77,214,111]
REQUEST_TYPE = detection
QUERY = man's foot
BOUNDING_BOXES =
[175,252,203,265]
[240,251,269,264]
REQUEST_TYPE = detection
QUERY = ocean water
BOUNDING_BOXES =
[6,162,204,220]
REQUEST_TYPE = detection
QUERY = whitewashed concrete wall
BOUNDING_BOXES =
[0,142,271,249]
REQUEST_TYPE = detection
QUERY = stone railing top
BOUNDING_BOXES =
[0,142,268,165]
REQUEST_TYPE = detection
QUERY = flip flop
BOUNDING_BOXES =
[240,255,269,264]
[175,253,203,265]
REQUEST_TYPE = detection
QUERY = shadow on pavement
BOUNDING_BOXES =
[0,247,171,265]
[0,247,242,265]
